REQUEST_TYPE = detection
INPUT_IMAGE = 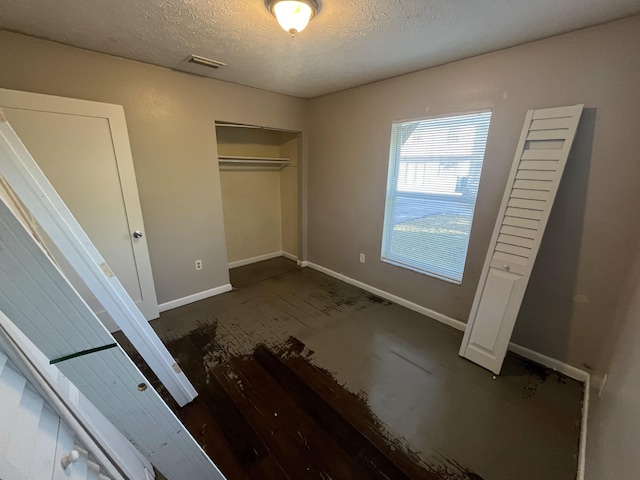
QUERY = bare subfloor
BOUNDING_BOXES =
[117,258,582,480]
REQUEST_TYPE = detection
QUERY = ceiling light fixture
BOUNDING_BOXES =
[265,0,319,37]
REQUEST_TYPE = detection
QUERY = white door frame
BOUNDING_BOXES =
[0,108,197,406]
[0,87,159,323]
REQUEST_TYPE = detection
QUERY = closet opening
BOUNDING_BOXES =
[215,121,302,287]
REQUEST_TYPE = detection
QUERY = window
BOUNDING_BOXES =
[381,110,492,284]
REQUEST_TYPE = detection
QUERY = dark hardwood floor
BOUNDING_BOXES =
[119,333,442,478]
[115,258,583,480]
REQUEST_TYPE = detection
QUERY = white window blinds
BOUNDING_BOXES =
[381,110,492,284]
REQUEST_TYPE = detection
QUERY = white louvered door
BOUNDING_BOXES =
[459,105,583,374]
[0,350,113,480]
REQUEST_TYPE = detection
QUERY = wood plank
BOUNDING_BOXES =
[218,357,369,480]
[497,234,535,249]
[177,396,251,480]
[515,170,555,181]
[500,225,538,240]
[195,386,269,466]
[518,160,558,171]
[495,242,531,258]
[253,345,413,480]
[502,216,540,230]
[245,454,291,480]
[505,207,543,221]
[512,179,552,191]
[280,355,437,480]
[529,117,575,129]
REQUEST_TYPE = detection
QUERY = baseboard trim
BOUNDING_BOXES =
[302,261,590,380]
[577,375,590,480]
[158,284,233,313]
[228,251,284,269]
[507,342,590,382]
[282,251,299,263]
[303,262,467,332]
[508,335,592,473]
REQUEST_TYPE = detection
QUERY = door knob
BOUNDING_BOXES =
[503,264,511,272]
[61,449,80,469]
[133,231,143,239]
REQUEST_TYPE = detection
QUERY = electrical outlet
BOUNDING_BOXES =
[195,259,203,270]
[359,253,365,263]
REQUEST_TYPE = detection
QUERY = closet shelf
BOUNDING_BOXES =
[218,155,290,170]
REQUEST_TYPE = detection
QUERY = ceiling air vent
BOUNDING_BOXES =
[185,54,226,69]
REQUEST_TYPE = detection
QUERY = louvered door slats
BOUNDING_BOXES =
[460,104,583,374]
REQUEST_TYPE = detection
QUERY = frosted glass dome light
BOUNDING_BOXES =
[267,0,319,36]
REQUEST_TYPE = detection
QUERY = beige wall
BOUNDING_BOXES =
[217,127,300,264]
[280,138,299,257]
[218,143,283,263]
[307,16,640,370]
[586,247,640,479]
[0,30,307,305]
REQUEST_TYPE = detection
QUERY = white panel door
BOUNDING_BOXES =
[460,104,583,374]
[0,88,158,331]
[0,197,221,478]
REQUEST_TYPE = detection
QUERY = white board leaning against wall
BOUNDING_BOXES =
[0,171,223,479]
[460,104,583,374]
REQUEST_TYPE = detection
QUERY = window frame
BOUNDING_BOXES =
[380,109,492,285]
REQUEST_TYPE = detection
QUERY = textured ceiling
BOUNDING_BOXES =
[1,0,639,98]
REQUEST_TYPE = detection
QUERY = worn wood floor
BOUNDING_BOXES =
[115,258,583,480]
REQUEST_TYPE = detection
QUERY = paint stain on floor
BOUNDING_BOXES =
[118,328,483,479]
[115,258,583,480]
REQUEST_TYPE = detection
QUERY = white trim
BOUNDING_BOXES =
[228,251,283,269]
[577,375,590,480]
[158,284,233,313]
[506,342,590,382]
[282,251,299,262]
[301,262,591,381]
[302,262,466,332]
